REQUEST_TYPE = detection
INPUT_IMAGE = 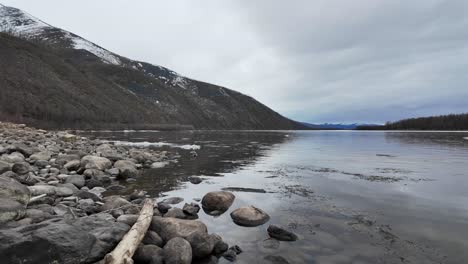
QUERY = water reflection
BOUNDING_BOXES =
[81,130,468,263]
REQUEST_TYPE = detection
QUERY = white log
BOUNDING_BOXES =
[104,198,154,264]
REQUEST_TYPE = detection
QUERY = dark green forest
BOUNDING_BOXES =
[357,113,468,130]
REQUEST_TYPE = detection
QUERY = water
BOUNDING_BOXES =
[81,130,468,263]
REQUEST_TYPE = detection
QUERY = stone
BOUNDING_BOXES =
[26,208,51,223]
[100,196,131,212]
[80,155,112,171]
[142,230,164,247]
[35,160,50,168]
[65,174,85,188]
[55,154,81,166]
[55,186,74,197]
[114,159,138,178]
[201,191,235,215]
[29,151,52,162]
[186,231,215,259]
[267,225,298,241]
[183,202,200,216]
[11,162,31,175]
[28,185,57,196]
[77,190,102,202]
[164,207,189,219]
[188,176,203,184]
[64,160,81,171]
[0,176,30,205]
[0,214,129,263]
[150,216,208,242]
[134,244,163,264]
[116,214,139,226]
[0,160,11,174]
[0,197,25,223]
[1,152,25,163]
[212,235,229,255]
[230,206,270,227]
[222,249,237,262]
[150,161,169,169]
[157,202,172,213]
[163,237,192,264]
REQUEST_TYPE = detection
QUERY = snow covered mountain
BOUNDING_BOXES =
[0,3,304,130]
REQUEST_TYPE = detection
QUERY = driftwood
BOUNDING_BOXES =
[28,194,47,204]
[104,198,154,264]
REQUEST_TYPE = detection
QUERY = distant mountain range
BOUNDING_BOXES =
[0,3,305,130]
[301,122,380,130]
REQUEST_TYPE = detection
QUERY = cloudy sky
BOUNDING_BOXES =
[3,0,468,123]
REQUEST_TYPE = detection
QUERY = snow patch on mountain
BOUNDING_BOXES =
[72,36,121,65]
[0,5,49,37]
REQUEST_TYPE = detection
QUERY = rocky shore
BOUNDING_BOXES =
[0,122,298,264]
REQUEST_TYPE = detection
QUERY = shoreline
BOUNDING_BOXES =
[0,122,274,264]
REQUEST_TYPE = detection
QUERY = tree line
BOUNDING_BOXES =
[357,113,468,130]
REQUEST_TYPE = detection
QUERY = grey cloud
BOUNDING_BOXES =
[3,0,468,123]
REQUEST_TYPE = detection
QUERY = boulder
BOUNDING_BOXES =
[142,230,164,247]
[212,234,229,255]
[134,244,163,264]
[201,191,235,215]
[157,202,172,214]
[188,176,203,184]
[29,151,52,162]
[116,214,139,226]
[186,231,215,259]
[65,175,85,188]
[11,162,31,175]
[114,159,138,178]
[163,237,192,264]
[0,214,129,263]
[150,216,208,242]
[230,206,270,227]
[80,155,112,171]
[0,176,30,204]
[267,225,298,241]
[64,160,81,171]
[28,185,57,196]
[164,207,188,219]
[183,202,200,216]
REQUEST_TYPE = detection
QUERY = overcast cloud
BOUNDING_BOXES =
[3,0,468,123]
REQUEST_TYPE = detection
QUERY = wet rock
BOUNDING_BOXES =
[157,202,172,213]
[195,255,219,264]
[188,176,203,184]
[134,244,163,263]
[12,162,31,175]
[183,202,200,216]
[129,190,146,201]
[262,239,280,249]
[164,207,193,219]
[212,234,229,255]
[107,184,126,191]
[0,160,11,174]
[117,214,139,226]
[186,231,215,259]
[229,245,242,255]
[201,191,235,215]
[80,155,112,171]
[65,174,85,188]
[143,230,164,247]
[230,206,270,227]
[264,255,290,264]
[162,197,184,204]
[96,144,123,161]
[267,225,298,241]
[0,214,129,263]
[130,150,153,163]
[163,237,192,264]
[150,216,208,242]
[222,249,237,262]
[221,187,267,193]
[64,160,81,171]
[29,151,52,162]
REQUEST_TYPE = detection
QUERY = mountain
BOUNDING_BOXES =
[356,113,468,130]
[301,122,379,130]
[0,4,305,130]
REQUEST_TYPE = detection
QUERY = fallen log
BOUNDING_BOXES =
[104,198,154,264]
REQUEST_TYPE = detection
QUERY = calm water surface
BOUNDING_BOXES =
[81,130,468,264]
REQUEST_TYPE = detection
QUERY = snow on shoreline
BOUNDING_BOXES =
[108,140,201,150]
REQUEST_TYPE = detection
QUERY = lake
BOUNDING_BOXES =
[80,130,468,264]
